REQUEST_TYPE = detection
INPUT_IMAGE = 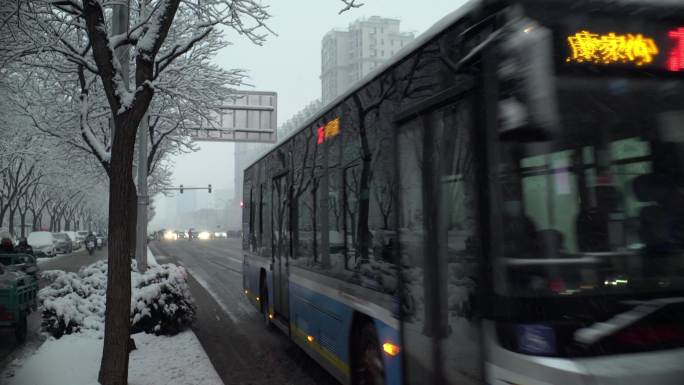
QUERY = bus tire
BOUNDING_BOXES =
[14,312,27,343]
[352,322,385,385]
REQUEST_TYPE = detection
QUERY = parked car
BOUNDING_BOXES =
[76,231,89,243]
[52,233,73,254]
[27,231,55,258]
[95,233,106,248]
[64,231,82,250]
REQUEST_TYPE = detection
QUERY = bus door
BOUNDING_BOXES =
[271,173,291,320]
[396,96,483,385]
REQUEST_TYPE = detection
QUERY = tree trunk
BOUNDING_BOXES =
[0,205,7,228]
[98,119,137,385]
[9,206,16,236]
[20,212,26,238]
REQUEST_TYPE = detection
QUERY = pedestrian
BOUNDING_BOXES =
[16,237,33,255]
[0,232,15,253]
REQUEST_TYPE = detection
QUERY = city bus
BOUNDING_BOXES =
[241,0,684,384]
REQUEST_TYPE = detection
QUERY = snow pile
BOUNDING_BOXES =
[39,261,195,338]
[2,330,223,385]
[130,262,196,335]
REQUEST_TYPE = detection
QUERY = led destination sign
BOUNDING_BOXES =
[563,26,684,72]
[566,31,659,66]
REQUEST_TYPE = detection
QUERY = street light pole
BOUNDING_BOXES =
[112,0,147,271]
[135,0,149,272]
[136,114,149,271]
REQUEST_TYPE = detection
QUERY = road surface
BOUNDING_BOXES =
[150,238,339,385]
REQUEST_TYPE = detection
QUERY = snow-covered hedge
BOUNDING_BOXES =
[39,261,196,338]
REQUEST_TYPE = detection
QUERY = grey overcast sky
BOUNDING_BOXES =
[152,0,468,229]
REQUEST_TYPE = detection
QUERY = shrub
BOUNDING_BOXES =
[130,263,196,335]
[39,261,195,338]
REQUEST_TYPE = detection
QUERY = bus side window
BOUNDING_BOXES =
[398,100,482,385]
[248,186,256,252]
[291,125,320,264]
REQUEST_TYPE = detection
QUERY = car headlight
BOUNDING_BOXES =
[198,231,211,240]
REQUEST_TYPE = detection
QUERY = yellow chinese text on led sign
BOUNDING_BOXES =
[317,118,340,144]
[566,30,659,66]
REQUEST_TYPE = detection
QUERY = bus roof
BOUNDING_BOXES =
[246,1,481,170]
[245,0,684,171]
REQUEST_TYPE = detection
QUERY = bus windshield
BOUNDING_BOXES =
[494,76,684,298]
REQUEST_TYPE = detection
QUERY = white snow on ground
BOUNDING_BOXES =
[2,330,223,385]
[36,254,69,266]
[146,246,158,266]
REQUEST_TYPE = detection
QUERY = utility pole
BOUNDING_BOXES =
[112,1,129,85]
[112,0,148,272]
[136,0,149,272]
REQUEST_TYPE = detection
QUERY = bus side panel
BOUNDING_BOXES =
[289,280,403,385]
[374,319,402,385]
[290,280,354,381]
[242,256,264,307]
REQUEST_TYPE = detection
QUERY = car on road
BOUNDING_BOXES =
[52,232,73,254]
[176,231,187,240]
[226,230,241,238]
[76,231,89,243]
[95,233,106,248]
[27,231,55,258]
[212,231,228,239]
[64,231,82,250]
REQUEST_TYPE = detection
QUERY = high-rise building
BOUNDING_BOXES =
[321,16,415,104]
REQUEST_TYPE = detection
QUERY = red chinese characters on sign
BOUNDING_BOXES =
[317,125,325,144]
[668,28,684,72]
[316,118,340,145]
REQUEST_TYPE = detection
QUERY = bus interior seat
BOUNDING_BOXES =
[537,229,564,258]
[634,173,684,253]
[576,206,610,252]
[503,213,539,257]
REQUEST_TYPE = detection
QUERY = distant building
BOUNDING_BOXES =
[321,16,415,104]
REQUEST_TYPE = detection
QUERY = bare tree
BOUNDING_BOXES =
[0,1,364,383]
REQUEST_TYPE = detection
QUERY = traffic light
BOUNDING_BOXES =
[208,184,212,193]
[180,184,184,194]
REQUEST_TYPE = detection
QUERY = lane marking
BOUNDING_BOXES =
[184,266,240,324]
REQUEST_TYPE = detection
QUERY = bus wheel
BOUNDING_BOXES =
[353,322,385,385]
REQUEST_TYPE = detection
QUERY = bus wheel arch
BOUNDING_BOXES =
[350,313,385,385]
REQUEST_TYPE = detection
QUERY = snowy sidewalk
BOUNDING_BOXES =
[2,330,222,385]
[1,248,223,385]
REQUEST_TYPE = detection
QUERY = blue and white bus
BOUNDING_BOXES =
[242,1,684,384]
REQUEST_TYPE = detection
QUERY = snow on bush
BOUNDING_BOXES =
[130,262,195,335]
[39,261,195,338]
